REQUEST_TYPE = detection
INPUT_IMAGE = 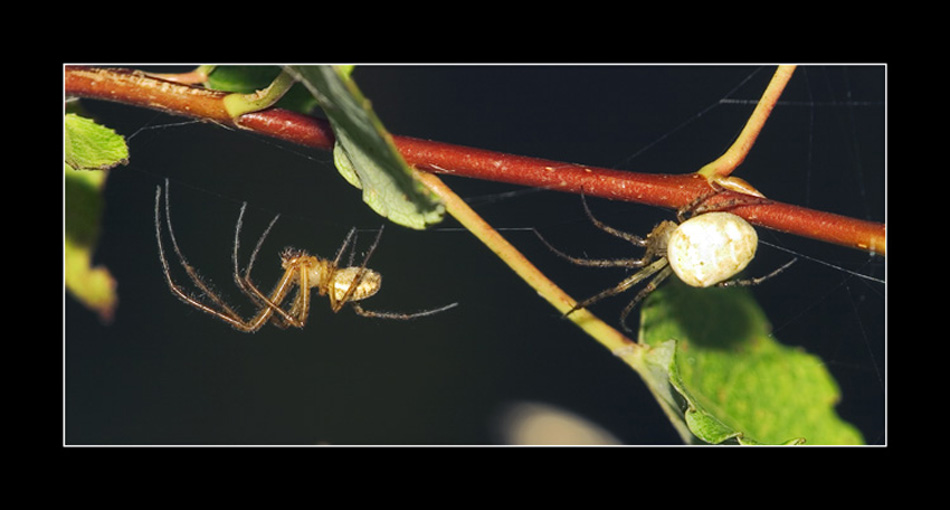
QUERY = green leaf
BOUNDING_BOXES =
[64,113,129,170]
[638,280,864,445]
[205,66,318,115]
[284,65,444,230]
[205,65,284,92]
[64,113,123,322]
[64,161,118,323]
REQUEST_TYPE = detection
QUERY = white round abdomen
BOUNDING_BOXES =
[666,212,758,288]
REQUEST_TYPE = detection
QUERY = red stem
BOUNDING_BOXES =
[65,66,885,256]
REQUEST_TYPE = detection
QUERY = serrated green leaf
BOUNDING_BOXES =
[638,281,864,445]
[64,113,129,171]
[284,65,444,230]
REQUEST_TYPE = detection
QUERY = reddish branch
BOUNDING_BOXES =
[64,66,886,256]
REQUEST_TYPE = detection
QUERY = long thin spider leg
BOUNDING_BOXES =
[155,184,262,331]
[534,229,647,268]
[246,213,280,277]
[618,265,674,332]
[333,227,359,267]
[357,226,386,270]
[232,201,280,302]
[567,257,669,316]
[718,258,798,288]
[364,225,385,261]
[345,229,360,267]
[677,187,721,222]
[159,180,243,319]
[351,301,459,320]
[678,182,774,221]
[232,202,252,296]
[579,192,647,246]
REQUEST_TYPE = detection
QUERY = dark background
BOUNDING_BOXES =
[65,65,885,445]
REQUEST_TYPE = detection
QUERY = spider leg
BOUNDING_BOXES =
[677,187,721,222]
[718,258,797,287]
[233,201,280,298]
[535,229,646,268]
[618,265,674,333]
[678,182,774,221]
[158,181,242,318]
[277,264,311,328]
[239,260,308,329]
[567,257,669,316]
[230,201,289,325]
[332,227,359,267]
[360,226,386,266]
[155,182,266,332]
[350,301,459,320]
[157,183,241,317]
[579,193,647,246]
[225,201,317,330]
[333,226,458,319]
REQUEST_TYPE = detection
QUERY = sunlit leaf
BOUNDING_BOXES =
[64,113,124,322]
[638,281,864,445]
[65,228,118,323]
[65,113,129,170]
[284,65,444,230]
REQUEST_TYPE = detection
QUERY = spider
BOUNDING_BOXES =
[154,180,457,332]
[536,193,796,332]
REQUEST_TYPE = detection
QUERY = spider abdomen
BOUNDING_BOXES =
[666,212,758,288]
[329,267,382,303]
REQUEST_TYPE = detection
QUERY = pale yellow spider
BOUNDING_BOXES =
[154,181,457,332]
[537,194,795,332]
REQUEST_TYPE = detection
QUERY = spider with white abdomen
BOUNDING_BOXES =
[536,193,796,332]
